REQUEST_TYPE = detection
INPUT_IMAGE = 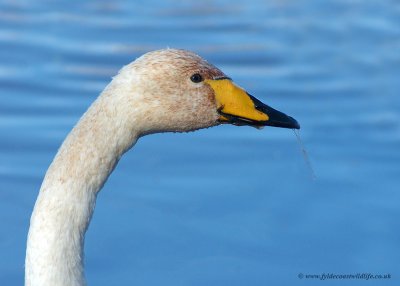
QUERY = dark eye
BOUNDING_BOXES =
[190,73,203,83]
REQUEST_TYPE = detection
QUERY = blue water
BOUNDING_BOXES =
[1,1,399,285]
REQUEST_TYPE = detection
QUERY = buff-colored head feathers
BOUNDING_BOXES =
[109,49,227,134]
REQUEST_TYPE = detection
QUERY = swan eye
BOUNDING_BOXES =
[190,73,203,83]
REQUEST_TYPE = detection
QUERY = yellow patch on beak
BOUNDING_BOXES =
[205,79,269,122]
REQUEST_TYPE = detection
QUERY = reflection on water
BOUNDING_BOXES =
[1,0,399,285]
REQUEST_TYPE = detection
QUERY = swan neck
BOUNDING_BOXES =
[25,85,139,286]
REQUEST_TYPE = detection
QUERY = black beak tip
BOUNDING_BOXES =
[288,116,300,129]
[265,115,300,129]
[247,93,300,130]
[262,109,300,129]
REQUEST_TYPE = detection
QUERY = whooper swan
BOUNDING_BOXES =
[25,49,300,286]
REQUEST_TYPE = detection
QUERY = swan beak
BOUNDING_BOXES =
[205,78,300,129]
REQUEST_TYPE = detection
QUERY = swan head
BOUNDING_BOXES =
[113,49,300,135]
